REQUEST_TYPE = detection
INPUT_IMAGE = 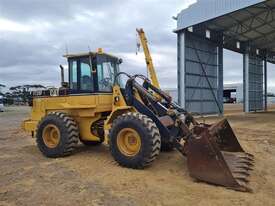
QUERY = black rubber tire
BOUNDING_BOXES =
[80,139,103,146]
[36,112,79,158]
[161,142,175,152]
[109,112,161,169]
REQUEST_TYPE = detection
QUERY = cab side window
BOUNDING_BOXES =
[69,60,77,90]
[97,59,115,92]
[80,58,94,91]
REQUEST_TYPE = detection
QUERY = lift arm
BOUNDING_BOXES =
[136,28,160,89]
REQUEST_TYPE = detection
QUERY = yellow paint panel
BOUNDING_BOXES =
[76,116,102,141]
[24,94,113,138]
[22,119,37,133]
[23,92,136,145]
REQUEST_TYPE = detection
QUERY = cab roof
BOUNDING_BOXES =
[63,51,119,60]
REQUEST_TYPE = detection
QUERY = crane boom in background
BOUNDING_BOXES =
[136,28,160,89]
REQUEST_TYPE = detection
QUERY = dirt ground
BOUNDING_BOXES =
[1,105,275,206]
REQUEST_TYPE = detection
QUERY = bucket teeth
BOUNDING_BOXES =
[228,163,252,174]
[235,165,252,172]
[233,172,250,179]
[223,151,254,161]
[245,152,254,158]
[186,120,255,192]
[236,153,254,162]
[222,152,254,166]
[233,167,252,192]
[221,151,253,190]
[235,159,254,167]
[235,180,252,192]
[232,169,250,176]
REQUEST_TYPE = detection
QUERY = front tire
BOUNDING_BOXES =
[109,112,161,169]
[36,112,79,158]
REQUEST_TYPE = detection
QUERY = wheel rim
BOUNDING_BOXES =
[42,124,61,148]
[117,128,141,157]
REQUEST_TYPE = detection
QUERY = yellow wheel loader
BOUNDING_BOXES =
[22,30,254,192]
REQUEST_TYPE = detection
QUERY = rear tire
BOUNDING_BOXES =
[109,112,161,169]
[36,112,79,158]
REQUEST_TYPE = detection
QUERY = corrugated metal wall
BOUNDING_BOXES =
[248,55,264,111]
[177,0,265,30]
[180,32,222,114]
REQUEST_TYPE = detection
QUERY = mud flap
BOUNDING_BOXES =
[185,119,254,192]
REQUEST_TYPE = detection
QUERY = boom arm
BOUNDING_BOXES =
[136,28,160,89]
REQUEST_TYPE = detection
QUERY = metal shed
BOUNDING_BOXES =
[175,0,275,114]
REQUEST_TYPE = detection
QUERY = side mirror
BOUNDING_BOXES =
[118,58,123,64]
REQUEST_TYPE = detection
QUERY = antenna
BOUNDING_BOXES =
[65,43,69,55]
[88,45,94,73]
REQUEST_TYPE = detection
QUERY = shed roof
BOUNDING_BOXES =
[177,0,265,30]
[176,0,275,63]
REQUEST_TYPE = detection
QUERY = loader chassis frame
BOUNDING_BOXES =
[24,52,123,142]
[23,45,254,192]
[24,94,114,142]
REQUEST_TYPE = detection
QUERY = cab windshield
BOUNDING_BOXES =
[96,55,120,92]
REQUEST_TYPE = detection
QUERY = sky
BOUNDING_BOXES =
[0,0,274,92]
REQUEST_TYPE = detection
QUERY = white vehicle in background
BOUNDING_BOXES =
[0,96,4,112]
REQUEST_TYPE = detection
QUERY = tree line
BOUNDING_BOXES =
[267,92,275,97]
[0,84,45,105]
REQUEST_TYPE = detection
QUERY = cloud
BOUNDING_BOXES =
[0,18,31,32]
[0,0,195,88]
[0,0,274,93]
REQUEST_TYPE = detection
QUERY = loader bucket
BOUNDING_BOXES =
[185,119,254,192]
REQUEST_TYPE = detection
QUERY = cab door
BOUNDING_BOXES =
[68,57,95,94]
[96,55,118,93]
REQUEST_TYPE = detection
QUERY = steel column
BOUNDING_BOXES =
[218,45,224,115]
[243,52,250,113]
[264,58,268,111]
[243,51,264,112]
[177,32,185,107]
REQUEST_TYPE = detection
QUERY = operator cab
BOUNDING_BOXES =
[64,49,121,94]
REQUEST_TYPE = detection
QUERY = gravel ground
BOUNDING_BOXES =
[0,106,275,206]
